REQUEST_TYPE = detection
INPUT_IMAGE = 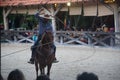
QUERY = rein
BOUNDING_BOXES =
[33,41,53,48]
[41,31,53,45]
[34,31,53,48]
[40,41,53,46]
[36,31,53,56]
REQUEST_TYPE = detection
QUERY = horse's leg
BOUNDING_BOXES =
[39,64,43,75]
[47,63,52,77]
[40,66,45,75]
[41,67,45,75]
[43,68,45,75]
[35,60,38,78]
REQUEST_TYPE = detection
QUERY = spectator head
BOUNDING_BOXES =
[36,75,50,80]
[77,72,98,80]
[1,74,4,80]
[7,69,25,80]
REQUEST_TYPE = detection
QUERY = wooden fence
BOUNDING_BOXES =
[1,30,120,48]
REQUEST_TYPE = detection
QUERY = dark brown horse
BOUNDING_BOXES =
[34,31,55,77]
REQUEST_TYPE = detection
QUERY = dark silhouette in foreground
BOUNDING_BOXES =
[77,72,99,80]
[7,69,25,80]
[36,75,50,80]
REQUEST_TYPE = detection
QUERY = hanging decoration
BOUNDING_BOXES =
[96,0,99,16]
[92,0,99,29]
[64,12,70,30]
[81,0,84,16]
[63,1,71,30]
[26,6,29,16]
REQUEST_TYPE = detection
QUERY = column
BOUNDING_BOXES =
[3,8,8,30]
[3,7,12,30]
[113,4,120,45]
[114,4,120,32]
[51,6,56,42]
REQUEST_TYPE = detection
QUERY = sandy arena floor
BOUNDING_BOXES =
[1,43,120,80]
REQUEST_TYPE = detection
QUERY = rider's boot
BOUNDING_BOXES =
[28,46,36,64]
[28,57,34,64]
[53,57,59,63]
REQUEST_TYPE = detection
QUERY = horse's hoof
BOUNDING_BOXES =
[28,61,34,64]
[53,60,59,63]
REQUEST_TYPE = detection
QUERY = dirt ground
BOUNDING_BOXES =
[1,43,120,80]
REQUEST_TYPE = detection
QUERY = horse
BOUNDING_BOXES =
[34,31,55,77]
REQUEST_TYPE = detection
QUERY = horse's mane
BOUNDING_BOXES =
[41,31,54,45]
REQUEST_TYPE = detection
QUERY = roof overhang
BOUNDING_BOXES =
[0,0,89,7]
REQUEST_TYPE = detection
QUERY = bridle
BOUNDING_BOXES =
[37,31,53,56]
[40,31,53,46]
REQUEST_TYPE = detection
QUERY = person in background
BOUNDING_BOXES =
[32,32,38,43]
[109,27,114,32]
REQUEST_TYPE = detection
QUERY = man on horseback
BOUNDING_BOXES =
[28,8,59,64]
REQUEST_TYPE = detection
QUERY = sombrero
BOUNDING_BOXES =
[38,8,52,19]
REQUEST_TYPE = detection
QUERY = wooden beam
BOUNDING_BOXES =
[41,6,51,14]
[5,7,13,17]
[54,4,63,16]
[3,8,8,30]
[3,7,13,30]
[50,5,56,42]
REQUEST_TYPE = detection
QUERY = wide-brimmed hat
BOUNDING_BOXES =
[39,8,52,19]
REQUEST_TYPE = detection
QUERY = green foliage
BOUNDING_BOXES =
[70,15,94,29]
[7,14,38,30]
[0,7,3,24]
[21,22,28,29]
[26,16,34,21]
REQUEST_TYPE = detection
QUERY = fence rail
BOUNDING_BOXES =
[1,30,120,48]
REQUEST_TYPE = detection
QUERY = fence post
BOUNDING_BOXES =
[60,32,63,44]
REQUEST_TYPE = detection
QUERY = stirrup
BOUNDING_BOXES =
[31,46,34,50]
[28,60,34,64]
[53,59,59,63]
[28,58,34,64]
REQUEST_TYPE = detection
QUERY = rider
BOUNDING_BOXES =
[28,8,58,64]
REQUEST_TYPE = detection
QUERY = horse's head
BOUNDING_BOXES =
[41,31,54,45]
